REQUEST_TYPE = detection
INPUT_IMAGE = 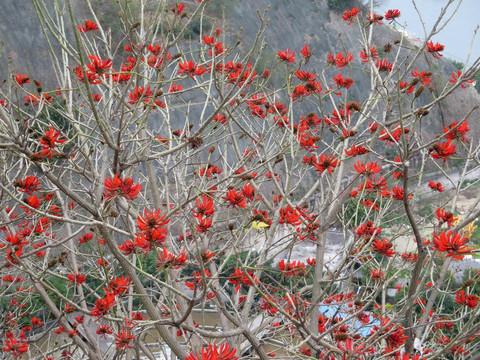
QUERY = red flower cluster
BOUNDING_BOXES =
[342,7,359,24]
[228,268,258,286]
[3,335,28,358]
[428,180,445,192]
[91,292,116,318]
[157,247,188,269]
[455,290,479,308]
[178,59,209,78]
[104,174,142,201]
[426,41,445,59]
[14,175,41,194]
[384,9,401,22]
[443,121,469,142]
[436,208,457,227]
[278,259,307,277]
[327,52,354,69]
[372,238,395,257]
[185,342,238,360]
[77,20,99,32]
[433,230,470,259]
[314,154,340,174]
[277,48,296,63]
[223,188,247,208]
[450,70,475,88]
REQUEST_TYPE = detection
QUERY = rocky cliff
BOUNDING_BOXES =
[1,0,479,136]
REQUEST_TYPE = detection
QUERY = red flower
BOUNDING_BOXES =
[91,292,116,318]
[399,81,416,94]
[78,20,99,32]
[391,186,413,200]
[436,208,457,227]
[196,217,213,233]
[426,41,445,59]
[428,180,445,192]
[157,248,188,269]
[277,48,296,63]
[433,230,470,259]
[14,175,41,194]
[203,35,215,44]
[128,86,154,104]
[75,65,101,84]
[411,68,433,86]
[361,199,380,211]
[443,121,469,142]
[278,259,307,277]
[96,324,113,339]
[357,220,382,239]
[104,174,142,201]
[213,114,227,124]
[242,183,256,201]
[359,46,378,62]
[228,268,258,286]
[115,328,135,350]
[372,238,395,257]
[296,70,316,82]
[372,269,385,281]
[342,7,359,24]
[333,73,354,89]
[108,276,130,296]
[3,337,28,358]
[31,317,43,327]
[376,58,393,72]
[367,12,383,25]
[279,205,302,226]
[169,82,183,92]
[208,42,225,57]
[178,60,208,77]
[40,126,66,149]
[137,209,170,232]
[15,73,31,86]
[430,139,456,164]
[301,44,312,59]
[333,52,353,69]
[455,290,479,308]
[345,145,369,157]
[119,240,136,255]
[174,3,185,15]
[87,55,112,75]
[199,164,222,178]
[185,342,238,360]
[450,70,474,88]
[314,154,340,174]
[20,194,42,214]
[384,9,401,22]
[193,194,215,218]
[67,273,86,285]
[354,161,381,176]
[223,189,247,208]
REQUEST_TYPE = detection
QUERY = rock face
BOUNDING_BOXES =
[219,0,480,136]
[2,0,479,135]
[0,0,89,82]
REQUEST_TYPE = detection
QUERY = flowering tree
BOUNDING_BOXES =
[1,0,480,359]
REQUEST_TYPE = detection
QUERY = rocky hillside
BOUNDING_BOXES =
[219,0,480,135]
[1,0,479,136]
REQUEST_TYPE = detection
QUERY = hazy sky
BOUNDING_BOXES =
[377,0,479,66]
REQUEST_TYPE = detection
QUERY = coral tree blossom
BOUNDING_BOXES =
[77,20,99,32]
[104,174,142,201]
[277,48,296,63]
[433,230,470,259]
[427,41,445,59]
